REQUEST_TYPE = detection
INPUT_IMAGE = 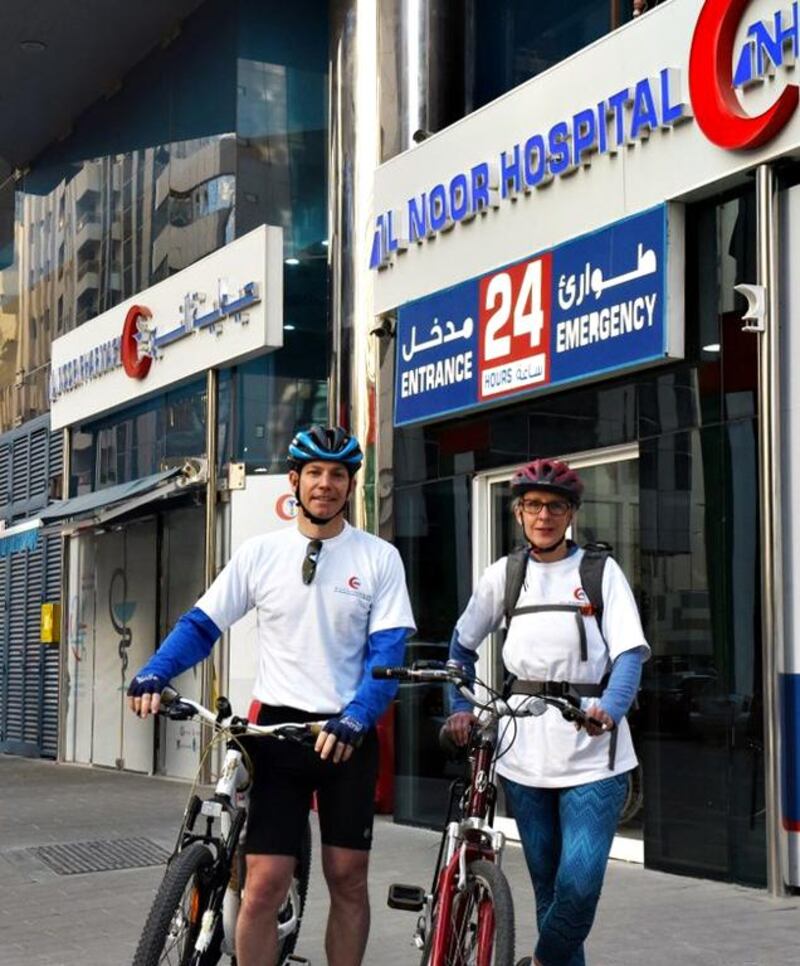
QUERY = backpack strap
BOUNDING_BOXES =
[579,541,612,641]
[504,546,530,628]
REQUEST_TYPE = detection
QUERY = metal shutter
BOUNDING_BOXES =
[0,419,63,759]
[23,543,43,748]
[41,534,62,757]
[4,551,27,748]
[0,442,9,509]
[0,555,7,743]
[29,426,48,499]
[11,436,28,503]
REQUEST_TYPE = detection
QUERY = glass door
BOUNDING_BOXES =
[473,444,643,860]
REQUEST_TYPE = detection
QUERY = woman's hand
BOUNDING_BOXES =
[583,704,615,737]
[444,711,477,747]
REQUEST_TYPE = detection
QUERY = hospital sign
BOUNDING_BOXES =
[394,205,683,427]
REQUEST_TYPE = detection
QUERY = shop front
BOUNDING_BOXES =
[371,0,800,888]
[49,225,285,777]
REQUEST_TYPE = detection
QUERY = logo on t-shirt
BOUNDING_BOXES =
[335,576,372,603]
[573,586,587,602]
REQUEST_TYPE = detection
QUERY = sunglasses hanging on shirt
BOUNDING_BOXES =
[302,539,323,585]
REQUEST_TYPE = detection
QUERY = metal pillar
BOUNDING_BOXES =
[201,368,218,774]
[328,0,379,530]
[56,426,71,762]
[328,0,468,534]
[755,163,786,897]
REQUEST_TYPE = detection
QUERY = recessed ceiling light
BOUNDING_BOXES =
[702,343,721,353]
[20,40,47,53]
[283,324,296,331]
[285,257,300,266]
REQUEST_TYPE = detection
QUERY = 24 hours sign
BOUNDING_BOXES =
[394,204,683,427]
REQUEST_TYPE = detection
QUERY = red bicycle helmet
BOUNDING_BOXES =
[510,458,584,506]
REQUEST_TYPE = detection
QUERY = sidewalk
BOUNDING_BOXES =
[0,755,798,965]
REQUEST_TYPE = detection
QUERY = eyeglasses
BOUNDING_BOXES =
[302,539,323,585]
[519,499,571,517]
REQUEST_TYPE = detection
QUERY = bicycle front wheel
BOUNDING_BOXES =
[426,859,515,966]
[132,842,222,966]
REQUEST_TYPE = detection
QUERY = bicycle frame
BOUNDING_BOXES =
[423,721,507,964]
[373,661,602,965]
[157,691,320,960]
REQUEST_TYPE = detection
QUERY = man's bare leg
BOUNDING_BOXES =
[235,853,295,966]
[321,844,370,966]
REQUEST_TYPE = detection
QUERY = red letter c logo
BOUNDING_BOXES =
[121,304,153,380]
[689,0,799,150]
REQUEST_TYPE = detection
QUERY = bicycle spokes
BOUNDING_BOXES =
[447,881,495,966]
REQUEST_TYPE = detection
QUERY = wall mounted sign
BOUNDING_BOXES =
[373,0,800,314]
[394,205,683,426]
[49,225,283,430]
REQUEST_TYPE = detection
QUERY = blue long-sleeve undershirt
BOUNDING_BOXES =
[139,609,409,731]
[137,607,221,681]
[343,626,411,729]
[449,630,478,714]
[598,646,646,724]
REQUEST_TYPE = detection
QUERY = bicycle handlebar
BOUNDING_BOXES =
[372,662,607,730]
[157,687,325,739]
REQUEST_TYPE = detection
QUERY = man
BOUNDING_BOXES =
[128,425,415,966]
[444,458,649,966]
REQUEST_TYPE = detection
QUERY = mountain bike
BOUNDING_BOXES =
[131,687,324,966]
[373,661,603,966]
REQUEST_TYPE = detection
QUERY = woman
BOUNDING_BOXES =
[444,458,649,966]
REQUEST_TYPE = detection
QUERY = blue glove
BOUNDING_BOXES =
[323,714,367,750]
[127,671,169,699]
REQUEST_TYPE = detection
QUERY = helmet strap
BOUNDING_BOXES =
[293,486,348,527]
[528,532,568,557]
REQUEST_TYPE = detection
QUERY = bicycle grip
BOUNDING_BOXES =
[371,666,408,680]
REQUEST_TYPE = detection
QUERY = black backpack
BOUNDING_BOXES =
[503,541,612,644]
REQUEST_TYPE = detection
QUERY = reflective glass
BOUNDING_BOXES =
[0,0,329,438]
[393,475,473,825]
[472,0,620,109]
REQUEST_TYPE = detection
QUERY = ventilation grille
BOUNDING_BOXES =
[30,837,170,875]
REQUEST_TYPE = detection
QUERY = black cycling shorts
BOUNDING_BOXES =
[241,704,379,857]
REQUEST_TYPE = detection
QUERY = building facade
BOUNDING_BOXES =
[361,0,800,893]
[1,0,794,894]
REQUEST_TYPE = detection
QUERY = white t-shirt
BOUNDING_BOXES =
[455,548,650,787]
[197,522,416,713]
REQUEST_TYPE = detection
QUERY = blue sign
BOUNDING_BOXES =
[394,205,678,427]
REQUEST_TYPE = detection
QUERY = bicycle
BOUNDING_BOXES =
[372,661,603,966]
[131,687,325,966]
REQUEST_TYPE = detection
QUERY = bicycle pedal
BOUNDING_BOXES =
[387,882,426,911]
[282,956,311,965]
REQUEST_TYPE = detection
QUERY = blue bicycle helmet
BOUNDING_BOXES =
[288,425,363,475]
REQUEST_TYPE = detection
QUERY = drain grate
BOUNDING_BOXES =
[30,837,170,875]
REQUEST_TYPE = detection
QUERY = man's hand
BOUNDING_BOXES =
[583,704,615,737]
[444,711,477,747]
[127,672,169,719]
[315,714,366,764]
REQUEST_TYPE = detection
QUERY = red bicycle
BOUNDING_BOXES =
[373,661,600,966]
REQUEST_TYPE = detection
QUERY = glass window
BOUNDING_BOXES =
[393,476,473,825]
[472,0,627,109]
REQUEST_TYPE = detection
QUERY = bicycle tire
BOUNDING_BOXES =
[425,859,515,966]
[132,842,222,966]
[275,820,312,963]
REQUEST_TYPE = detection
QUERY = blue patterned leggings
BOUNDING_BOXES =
[501,772,628,966]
